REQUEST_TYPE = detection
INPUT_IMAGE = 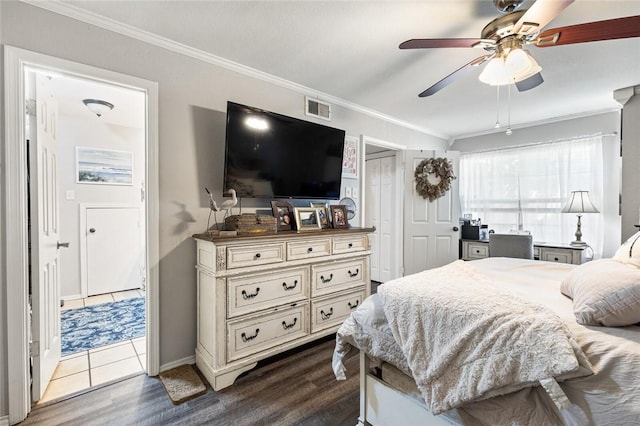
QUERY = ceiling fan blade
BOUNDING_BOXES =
[513,0,574,36]
[400,38,485,49]
[515,72,544,92]
[534,15,640,47]
[419,55,492,97]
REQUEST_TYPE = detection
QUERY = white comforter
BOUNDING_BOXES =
[377,260,593,414]
[333,258,640,425]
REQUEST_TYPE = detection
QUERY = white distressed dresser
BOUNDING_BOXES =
[193,227,373,390]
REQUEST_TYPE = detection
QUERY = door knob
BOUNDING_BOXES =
[89,228,96,233]
[57,241,70,249]
[453,226,459,232]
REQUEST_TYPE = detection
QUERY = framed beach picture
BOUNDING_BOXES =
[76,147,133,185]
[294,207,322,232]
[342,135,358,179]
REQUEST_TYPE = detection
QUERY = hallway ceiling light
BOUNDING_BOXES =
[82,98,114,117]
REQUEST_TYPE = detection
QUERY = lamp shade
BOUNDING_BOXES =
[505,48,542,83]
[561,190,599,214]
[478,57,509,86]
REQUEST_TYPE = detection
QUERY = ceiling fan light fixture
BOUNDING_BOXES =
[505,48,542,82]
[478,57,510,86]
[82,99,114,117]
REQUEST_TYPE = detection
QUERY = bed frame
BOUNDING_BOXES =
[357,351,452,426]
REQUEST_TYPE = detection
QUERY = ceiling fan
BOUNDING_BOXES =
[401,0,640,97]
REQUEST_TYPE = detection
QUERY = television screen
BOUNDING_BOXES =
[223,101,346,199]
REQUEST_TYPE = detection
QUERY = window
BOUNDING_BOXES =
[459,136,604,254]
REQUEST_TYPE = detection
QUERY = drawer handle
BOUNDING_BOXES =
[320,273,333,283]
[348,300,360,310]
[320,308,334,320]
[348,243,353,248]
[255,253,261,259]
[554,257,559,262]
[307,247,313,253]
[241,328,260,342]
[475,249,480,254]
[348,268,359,278]
[282,280,298,291]
[282,317,298,330]
[241,287,260,300]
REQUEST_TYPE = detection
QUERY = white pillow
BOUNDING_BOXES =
[561,258,640,327]
[613,231,640,268]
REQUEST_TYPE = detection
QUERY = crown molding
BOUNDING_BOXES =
[22,0,447,140]
[451,107,621,142]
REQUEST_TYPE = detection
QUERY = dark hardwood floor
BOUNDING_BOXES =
[21,336,360,426]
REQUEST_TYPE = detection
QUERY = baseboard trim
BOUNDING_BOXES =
[160,355,196,373]
[1,414,10,426]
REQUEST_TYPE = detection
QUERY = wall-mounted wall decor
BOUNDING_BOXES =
[342,135,358,179]
[76,147,133,185]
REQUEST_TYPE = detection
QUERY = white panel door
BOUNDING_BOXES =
[87,207,142,296]
[403,150,461,275]
[365,156,396,283]
[30,73,62,401]
[365,158,381,281]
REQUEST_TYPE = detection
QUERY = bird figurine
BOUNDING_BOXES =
[204,187,238,232]
[218,189,238,218]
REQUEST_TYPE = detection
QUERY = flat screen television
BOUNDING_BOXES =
[223,101,346,199]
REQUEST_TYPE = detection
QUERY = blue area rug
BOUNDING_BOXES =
[61,297,145,357]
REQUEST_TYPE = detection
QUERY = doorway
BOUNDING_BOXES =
[362,136,406,281]
[5,46,159,424]
[27,71,147,403]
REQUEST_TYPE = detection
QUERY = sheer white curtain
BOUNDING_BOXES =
[459,136,604,255]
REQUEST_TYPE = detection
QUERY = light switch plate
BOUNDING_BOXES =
[65,190,75,200]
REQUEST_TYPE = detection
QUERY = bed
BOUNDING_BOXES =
[333,252,640,425]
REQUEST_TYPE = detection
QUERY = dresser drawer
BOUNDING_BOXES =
[227,267,309,318]
[540,249,573,264]
[311,258,367,297]
[311,290,365,333]
[466,242,489,259]
[227,304,308,362]
[226,243,285,269]
[332,235,368,254]
[287,238,331,260]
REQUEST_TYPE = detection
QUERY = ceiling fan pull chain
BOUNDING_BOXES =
[495,85,501,129]
[506,84,513,136]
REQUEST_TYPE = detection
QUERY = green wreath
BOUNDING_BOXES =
[414,157,456,202]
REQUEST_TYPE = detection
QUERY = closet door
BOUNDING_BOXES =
[365,158,381,282]
[365,156,395,283]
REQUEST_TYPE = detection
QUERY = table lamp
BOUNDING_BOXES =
[561,190,599,246]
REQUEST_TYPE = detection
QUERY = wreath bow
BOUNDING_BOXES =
[414,157,456,202]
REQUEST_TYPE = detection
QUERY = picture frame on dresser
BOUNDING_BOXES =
[271,200,294,231]
[295,207,322,231]
[330,205,349,228]
[310,202,330,229]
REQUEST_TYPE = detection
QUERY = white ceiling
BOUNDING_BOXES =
[57,0,640,140]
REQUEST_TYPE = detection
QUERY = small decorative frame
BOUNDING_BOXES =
[271,200,294,231]
[76,146,133,185]
[330,205,349,228]
[310,202,330,229]
[342,135,358,179]
[294,207,322,232]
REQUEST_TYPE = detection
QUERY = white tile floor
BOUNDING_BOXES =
[39,289,146,404]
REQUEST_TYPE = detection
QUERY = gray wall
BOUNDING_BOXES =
[0,1,449,417]
[619,87,640,240]
[451,112,622,257]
